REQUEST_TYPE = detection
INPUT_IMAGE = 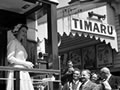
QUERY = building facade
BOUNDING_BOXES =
[37,0,120,75]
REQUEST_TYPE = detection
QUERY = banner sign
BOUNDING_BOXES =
[71,17,115,38]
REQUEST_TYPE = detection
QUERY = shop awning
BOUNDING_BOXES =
[57,17,118,51]
[37,17,118,52]
[37,2,118,52]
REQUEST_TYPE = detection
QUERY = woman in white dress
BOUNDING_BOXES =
[6,24,34,90]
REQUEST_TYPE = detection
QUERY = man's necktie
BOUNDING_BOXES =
[79,82,84,90]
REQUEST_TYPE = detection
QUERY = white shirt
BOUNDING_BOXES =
[69,80,82,90]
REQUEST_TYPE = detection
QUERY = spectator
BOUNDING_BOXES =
[65,60,74,74]
[100,67,120,90]
[91,73,99,84]
[61,60,74,85]
[63,68,81,90]
[80,69,98,90]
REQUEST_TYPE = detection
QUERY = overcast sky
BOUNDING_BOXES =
[57,0,69,8]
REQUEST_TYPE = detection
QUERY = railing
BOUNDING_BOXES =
[0,66,61,90]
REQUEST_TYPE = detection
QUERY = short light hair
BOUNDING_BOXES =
[82,69,91,76]
[74,68,80,73]
[100,67,110,74]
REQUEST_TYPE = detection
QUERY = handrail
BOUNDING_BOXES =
[0,66,60,74]
[0,66,61,90]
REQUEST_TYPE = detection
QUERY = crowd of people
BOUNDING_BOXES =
[61,61,120,90]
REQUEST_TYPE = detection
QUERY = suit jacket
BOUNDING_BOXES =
[108,75,120,89]
[80,80,98,90]
[63,80,82,90]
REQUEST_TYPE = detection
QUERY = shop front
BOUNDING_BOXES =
[60,16,117,70]
[36,0,120,83]
[57,1,120,75]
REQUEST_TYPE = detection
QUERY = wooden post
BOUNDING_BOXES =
[14,71,20,90]
[47,3,60,90]
[47,3,59,70]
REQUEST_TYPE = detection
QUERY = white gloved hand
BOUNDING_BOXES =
[103,80,112,90]
[25,61,34,69]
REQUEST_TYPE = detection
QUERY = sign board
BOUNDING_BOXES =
[71,17,115,38]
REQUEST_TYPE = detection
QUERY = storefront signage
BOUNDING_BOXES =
[71,17,115,38]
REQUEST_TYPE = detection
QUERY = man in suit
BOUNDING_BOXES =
[62,68,81,90]
[100,67,120,90]
[80,69,98,90]
[61,60,74,85]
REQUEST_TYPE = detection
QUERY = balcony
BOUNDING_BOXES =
[0,66,61,90]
